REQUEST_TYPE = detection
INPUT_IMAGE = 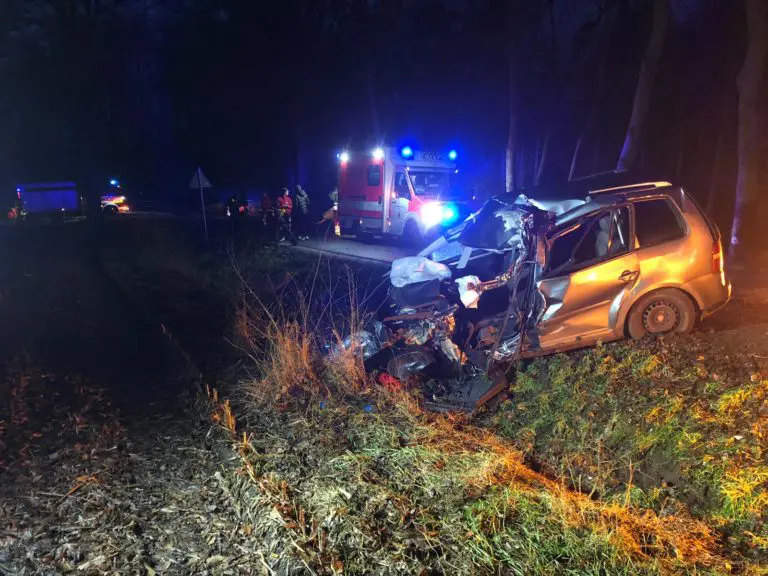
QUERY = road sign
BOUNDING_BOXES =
[190,167,211,241]
[190,168,212,189]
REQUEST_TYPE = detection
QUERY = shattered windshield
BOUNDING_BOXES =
[458,196,539,251]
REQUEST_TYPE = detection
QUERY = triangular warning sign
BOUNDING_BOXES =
[190,167,212,189]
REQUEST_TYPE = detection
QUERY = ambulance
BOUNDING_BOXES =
[337,146,465,243]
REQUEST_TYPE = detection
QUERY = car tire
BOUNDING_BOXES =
[626,288,696,339]
[103,205,118,217]
[403,220,423,247]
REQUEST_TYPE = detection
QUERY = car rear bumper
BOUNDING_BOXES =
[687,272,732,319]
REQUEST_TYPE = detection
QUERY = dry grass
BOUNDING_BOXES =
[202,273,748,575]
[231,256,380,409]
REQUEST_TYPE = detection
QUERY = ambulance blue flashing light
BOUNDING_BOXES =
[421,202,459,228]
[448,150,458,161]
[109,179,119,186]
[400,146,413,158]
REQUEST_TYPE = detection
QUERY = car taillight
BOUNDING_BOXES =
[712,240,723,274]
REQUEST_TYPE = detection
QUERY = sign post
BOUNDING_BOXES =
[190,167,212,241]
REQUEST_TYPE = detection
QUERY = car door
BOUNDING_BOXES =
[537,206,638,351]
[389,170,411,236]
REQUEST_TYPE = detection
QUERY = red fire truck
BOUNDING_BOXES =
[337,146,464,243]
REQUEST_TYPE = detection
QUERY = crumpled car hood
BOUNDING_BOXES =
[420,193,551,268]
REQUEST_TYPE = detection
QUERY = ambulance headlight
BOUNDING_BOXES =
[371,147,385,160]
[421,203,444,228]
[421,202,458,228]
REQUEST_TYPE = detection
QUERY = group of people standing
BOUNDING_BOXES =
[228,184,311,245]
[267,185,311,242]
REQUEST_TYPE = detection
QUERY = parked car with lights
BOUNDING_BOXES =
[101,179,130,215]
[337,146,467,244]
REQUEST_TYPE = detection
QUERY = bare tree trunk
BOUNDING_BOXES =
[674,132,684,179]
[568,136,583,181]
[505,56,517,193]
[535,131,549,185]
[729,0,768,261]
[569,5,616,181]
[615,0,669,172]
[706,127,723,217]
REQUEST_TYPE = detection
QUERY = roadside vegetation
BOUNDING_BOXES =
[492,339,768,561]
[104,222,768,574]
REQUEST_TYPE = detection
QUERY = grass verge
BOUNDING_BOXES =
[491,339,768,566]
[210,294,740,575]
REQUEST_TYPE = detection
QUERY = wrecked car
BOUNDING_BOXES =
[337,178,732,411]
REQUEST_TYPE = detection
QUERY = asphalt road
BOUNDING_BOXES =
[294,234,416,264]
[116,212,417,265]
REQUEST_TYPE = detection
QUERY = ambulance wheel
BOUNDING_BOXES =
[403,220,423,247]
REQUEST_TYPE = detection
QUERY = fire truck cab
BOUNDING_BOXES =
[337,146,462,243]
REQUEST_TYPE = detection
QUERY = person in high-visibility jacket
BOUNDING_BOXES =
[276,188,295,244]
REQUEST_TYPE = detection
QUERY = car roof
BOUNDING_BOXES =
[521,174,682,227]
[524,171,679,197]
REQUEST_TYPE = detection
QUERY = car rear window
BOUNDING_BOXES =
[367,165,381,187]
[633,199,685,247]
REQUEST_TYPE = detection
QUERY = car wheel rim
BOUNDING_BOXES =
[642,301,679,333]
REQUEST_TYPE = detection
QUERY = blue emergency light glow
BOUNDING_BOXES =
[400,146,413,158]
[421,202,459,228]
[109,179,119,186]
[448,150,458,161]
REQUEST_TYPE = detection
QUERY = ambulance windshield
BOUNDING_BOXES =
[409,170,455,199]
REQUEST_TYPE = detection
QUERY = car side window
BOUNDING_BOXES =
[547,207,631,275]
[603,206,631,257]
[547,223,590,272]
[394,172,411,199]
[633,199,685,247]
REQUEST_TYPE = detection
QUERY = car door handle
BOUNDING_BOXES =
[619,270,638,282]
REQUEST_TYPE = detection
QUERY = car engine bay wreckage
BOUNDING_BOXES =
[332,193,558,412]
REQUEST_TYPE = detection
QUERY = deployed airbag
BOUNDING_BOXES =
[390,256,452,288]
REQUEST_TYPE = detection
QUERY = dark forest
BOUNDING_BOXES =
[0,0,766,259]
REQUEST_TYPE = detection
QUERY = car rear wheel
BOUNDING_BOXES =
[627,288,696,339]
